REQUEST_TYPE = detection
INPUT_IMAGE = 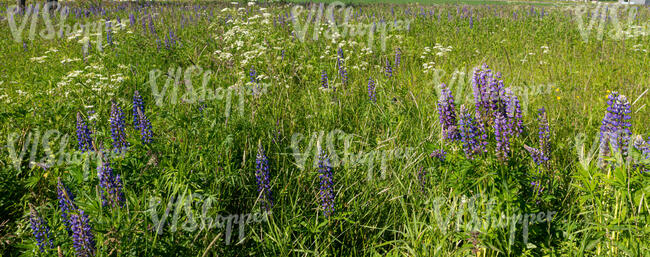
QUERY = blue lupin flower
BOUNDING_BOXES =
[459,106,485,158]
[368,77,376,102]
[255,144,273,211]
[69,210,96,257]
[249,66,257,84]
[437,83,460,141]
[338,60,348,86]
[136,107,153,145]
[110,101,129,152]
[57,178,76,233]
[493,112,510,161]
[132,91,144,127]
[599,92,632,160]
[133,91,153,144]
[76,112,93,152]
[97,158,125,207]
[317,150,335,217]
[106,21,112,46]
[429,149,447,162]
[321,70,329,89]
[506,91,523,136]
[29,205,54,252]
[385,59,392,78]
[537,107,551,161]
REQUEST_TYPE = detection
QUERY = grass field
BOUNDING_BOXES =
[0,0,649,256]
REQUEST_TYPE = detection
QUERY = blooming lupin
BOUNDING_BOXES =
[385,59,392,78]
[132,91,144,127]
[69,210,96,257]
[29,205,53,252]
[57,178,75,233]
[506,91,523,136]
[493,112,511,161]
[321,70,329,89]
[76,112,93,152]
[110,101,129,151]
[472,65,510,126]
[537,107,551,162]
[599,92,632,159]
[255,144,273,211]
[437,83,460,141]
[317,150,335,217]
[430,149,447,162]
[135,107,153,145]
[97,158,125,207]
[134,91,152,144]
[368,77,376,102]
[458,106,484,158]
[249,66,257,84]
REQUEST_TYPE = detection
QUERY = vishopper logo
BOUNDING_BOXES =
[5,129,123,179]
[148,65,270,116]
[289,129,416,180]
[427,65,554,115]
[571,3,647,42]
[147,190,271,245]
[6,3,104,53]
[431,194,557,246]
[290,1,411,52]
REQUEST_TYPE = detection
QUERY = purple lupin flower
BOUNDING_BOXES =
[249,66,257,84]
[317,150,335,217]
[459,106,484,158]
[537,107,551,161]
[109,101,129,152]
[29,205,54,252]
[321,70,329,89]
[57,178,75,233]
[132,91,145,127]
[336,51,348,86]
[385,59,392,78]
[471,64,509,127]
[599,92,632,161]
[76,112,93,152]
[69,210,96,257]
[493,112,510,161]
[106,21,112,46]
[135,106,153,145]
[437,83,459,141]
[368,77,376,102]
[255,144,273,211]
[97,158,125,207]
[506,90,523,136]
[133,91,153,144]
[430,149,447,162]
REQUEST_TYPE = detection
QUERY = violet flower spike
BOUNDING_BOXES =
[317,150,335,217]
[255,144,273,211]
